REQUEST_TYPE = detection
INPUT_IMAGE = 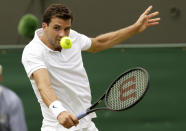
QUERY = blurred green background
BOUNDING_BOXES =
[0,46,186,131]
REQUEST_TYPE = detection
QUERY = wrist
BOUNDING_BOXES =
[132,23,141,34]
[49,100,66,119]
[57,111,67,120]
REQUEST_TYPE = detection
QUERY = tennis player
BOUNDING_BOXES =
[0,65,28,131]
[22,3,160,131]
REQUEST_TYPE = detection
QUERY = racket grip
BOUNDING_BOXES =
[76,111,87,120]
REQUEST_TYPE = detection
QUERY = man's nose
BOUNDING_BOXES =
[59,30,66,38]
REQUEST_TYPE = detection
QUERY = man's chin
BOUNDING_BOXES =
[56,41,60,46]
[55,44,62,50]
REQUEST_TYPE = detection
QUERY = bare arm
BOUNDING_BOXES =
[32,68,78,128]
[33,68,57,106]
[87,6,160,53]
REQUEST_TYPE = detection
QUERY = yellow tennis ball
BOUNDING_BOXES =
[60,36,72,49]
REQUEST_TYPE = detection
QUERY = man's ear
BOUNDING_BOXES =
[42,23,48,29]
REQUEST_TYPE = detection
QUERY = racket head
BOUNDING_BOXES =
[105,67,150,111]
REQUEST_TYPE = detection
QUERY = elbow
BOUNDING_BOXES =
[37,83,52,93]
[37,85,44,92]
[88,48,101,53]
[88,38,103,53]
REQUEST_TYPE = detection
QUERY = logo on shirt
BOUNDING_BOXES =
[52,105,57,108]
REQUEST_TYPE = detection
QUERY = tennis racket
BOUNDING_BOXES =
[76,67,150,120]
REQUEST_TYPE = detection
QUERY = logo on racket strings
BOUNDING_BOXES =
[119,76,136,101]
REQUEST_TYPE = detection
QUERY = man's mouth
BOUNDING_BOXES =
[56,39,60,44]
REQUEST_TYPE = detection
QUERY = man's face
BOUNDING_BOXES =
[42,17,72,50]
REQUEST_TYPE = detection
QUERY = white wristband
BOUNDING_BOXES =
[49,100,66,119]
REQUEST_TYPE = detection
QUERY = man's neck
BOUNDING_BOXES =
[39,31,62,52]
[40,35,55,51]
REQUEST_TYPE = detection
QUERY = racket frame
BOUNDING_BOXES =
[105,67,150,111]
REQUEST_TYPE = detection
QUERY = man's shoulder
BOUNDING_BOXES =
[70,29,82,37]
[2,87,24,113]
[22,39,45,58]
[23,29,46,53]
[1,86,21,104]
[70,29,90,41]
[25,39,44,52]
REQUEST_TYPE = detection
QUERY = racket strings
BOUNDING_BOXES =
[106,70,148,110]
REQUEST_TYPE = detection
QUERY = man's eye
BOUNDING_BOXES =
[54,26,60,30]
[65,28,70,31]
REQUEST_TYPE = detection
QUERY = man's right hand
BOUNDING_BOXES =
[57,111,79,129]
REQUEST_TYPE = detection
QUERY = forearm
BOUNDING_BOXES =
[89,23,139,53]
[38,83,58,107]
[38,83,67,119]
[32,68,59,107]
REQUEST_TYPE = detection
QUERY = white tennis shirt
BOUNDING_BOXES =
[22,28,96,130]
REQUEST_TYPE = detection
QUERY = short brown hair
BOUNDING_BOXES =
[43,3,73,25]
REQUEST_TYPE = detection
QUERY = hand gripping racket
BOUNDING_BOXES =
[76,67,150,120]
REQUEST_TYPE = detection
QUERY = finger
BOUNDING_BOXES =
[71,115,79,126]
[64,117,75,129]
[68,118,76,127]
[148,11,159,19]
[148,18,161,23]
[58,113,75,129]
[143,5,153,15]
[147,22,160,27]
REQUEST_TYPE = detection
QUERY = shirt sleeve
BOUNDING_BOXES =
[22,45,47,79]
[9,98,27,131]
[70,29,92,51]
[5,90,28,131]
[78,33,92,51]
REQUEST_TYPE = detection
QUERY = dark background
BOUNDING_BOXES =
[0,0,185,45]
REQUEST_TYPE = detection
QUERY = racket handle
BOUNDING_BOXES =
[76,111,88,120]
